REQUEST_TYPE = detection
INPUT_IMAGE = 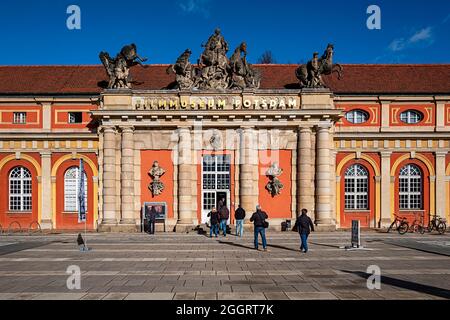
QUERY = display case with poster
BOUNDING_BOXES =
[142,202,167,233]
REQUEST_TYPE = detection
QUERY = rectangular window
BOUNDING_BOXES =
[13,112,27,124]
[203,192,216,211]
[68,112,83,124]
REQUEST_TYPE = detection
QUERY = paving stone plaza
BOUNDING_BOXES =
[0,231,449,300]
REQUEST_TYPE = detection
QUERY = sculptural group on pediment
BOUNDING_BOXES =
[99,32,343,91]
[167,28,261,91]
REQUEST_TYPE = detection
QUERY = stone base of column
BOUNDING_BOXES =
[98,224,139,233]
[175,223,195,233]
[39,219,53,230]
[379,218,392,229]
[314,224,337,232]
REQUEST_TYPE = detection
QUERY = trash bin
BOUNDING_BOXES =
[281,222,287,232]
[286,220,292,230]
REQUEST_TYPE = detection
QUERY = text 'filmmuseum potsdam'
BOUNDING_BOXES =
[0,31,449,232]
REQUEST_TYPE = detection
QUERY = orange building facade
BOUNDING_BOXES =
[0,64,449,232]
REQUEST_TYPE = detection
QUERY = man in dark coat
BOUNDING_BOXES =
[250,205,269,251]
[207,207,220,238]
[295,208,315,253]
[234,205,246,237]
[146,206,157,235]
[219,202,230,237]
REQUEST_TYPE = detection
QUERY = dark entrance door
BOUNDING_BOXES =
[216,192,227,209]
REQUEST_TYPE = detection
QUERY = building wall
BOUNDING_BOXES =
[0,91,449,232]
[258,150,292,220]
[140,150,175,220]
[0,99,99,231]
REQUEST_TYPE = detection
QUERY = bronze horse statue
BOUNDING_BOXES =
[295,44,343,88]
[99,43,148,89]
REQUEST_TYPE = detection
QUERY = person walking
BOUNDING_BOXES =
[250,205,269,251]
[219,202,230,237]
[207,207,220,238]
[295,208,315,253]
[146,206,157,235]
[234,205,246,237]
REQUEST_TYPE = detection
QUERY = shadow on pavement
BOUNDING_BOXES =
[341,270,450,299]
[218,240,255,250]
[310,242,341,249]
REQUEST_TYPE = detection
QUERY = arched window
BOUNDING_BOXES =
[344,164,369,210]
[64,167,88,212]
[345,110,369,124]
[9,166,32,212]
[399,164,422,210]
[400,110,423,124]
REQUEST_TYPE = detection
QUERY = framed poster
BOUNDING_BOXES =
[142,202,167,233]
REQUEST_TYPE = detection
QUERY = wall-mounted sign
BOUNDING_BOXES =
[132,96,299,111]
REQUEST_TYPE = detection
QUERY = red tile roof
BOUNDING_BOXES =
[0,64,448,95]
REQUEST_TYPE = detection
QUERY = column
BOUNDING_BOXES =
[177,126,194,230]
[381,100,390,131]
[435,151,448,218]
[101,126,117,225]
[40,152,53,229]
[436,102,445,131]
[120,125,135,225]
[240,126,258,222]
[297,126,314,217]
[380,151,392,227]
[315,124,334,227]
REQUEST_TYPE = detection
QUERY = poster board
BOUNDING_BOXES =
[142,202,167,233]
[351,220,361,248]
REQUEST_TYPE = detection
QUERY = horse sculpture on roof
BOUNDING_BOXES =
[99,43,148,89]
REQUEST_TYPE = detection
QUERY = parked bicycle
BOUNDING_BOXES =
[408,212,425,234]
[428,214,447,235]
[388,214,409,235]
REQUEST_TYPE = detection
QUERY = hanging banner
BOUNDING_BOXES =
[78,159,87,223]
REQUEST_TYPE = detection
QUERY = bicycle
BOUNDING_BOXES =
[408,212,425,234]
[428,215,447,235]
[388,214,409,235]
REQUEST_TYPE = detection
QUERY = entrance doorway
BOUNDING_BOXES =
[201,155,231,224]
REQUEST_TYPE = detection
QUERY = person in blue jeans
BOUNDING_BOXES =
[295,208,315,253]
[234,205,246,237]
[250,205,269,251]
[218,200,230,237]
[207,208,220,238]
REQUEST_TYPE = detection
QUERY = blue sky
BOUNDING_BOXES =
[0,0,449,65]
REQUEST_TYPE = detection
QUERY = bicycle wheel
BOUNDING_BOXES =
[398,222,409,235]
[387,221,397,233]
[418,225,425,235]
[437,222,446,235]
[428,222,435,233]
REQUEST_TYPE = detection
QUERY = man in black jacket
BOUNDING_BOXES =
[295,208,315,253]
[250,205,268,251]
[146,206,157,235]
[219,202,230,237]
[234,205,246,237]
[207,207,220,238]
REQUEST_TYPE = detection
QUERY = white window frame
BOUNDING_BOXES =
[9,166,32,212]
[345,110,369,124]
[399,164,422,210]
[64,167,88,212]
[344,164,369,210]
[201,155,231,223]
[400,110,422,124]
[13,112,27,124]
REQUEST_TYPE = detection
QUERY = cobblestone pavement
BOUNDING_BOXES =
[0,231,449,300]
